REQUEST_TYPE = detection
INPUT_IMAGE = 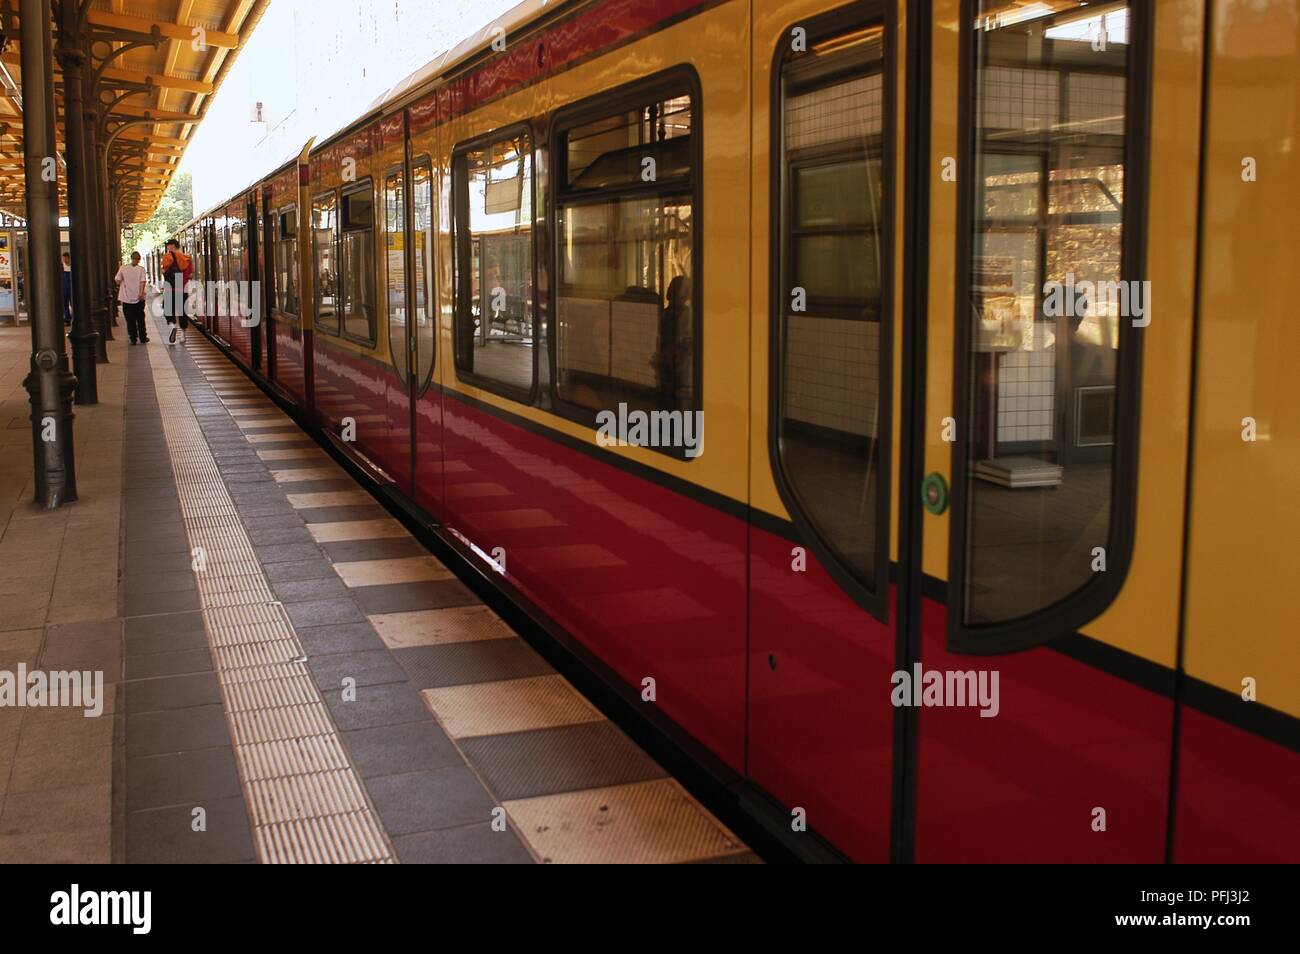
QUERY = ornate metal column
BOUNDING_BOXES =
[21,0,77,506]
[81,24,162,355]
[54,0,98,401]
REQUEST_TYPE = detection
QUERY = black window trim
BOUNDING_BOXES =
[339,177,379,348]
[275,202,300,322]
[767,3,896,625]
[546,65,704,461]
[450,121,540,407]
[945,0,1152,655]
[311,187,341,337]
[382,163,410,383]
[410,154,437,397]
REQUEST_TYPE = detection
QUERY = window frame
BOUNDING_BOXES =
[339,178,378,348]
[450,121,539,405]
[276,203,300,322]
[311,188,341,337]
[767,5,896,624]
[945,0,1152,654]
[383,163,410,383]
[546,66,704,451]
[410,155,436,395]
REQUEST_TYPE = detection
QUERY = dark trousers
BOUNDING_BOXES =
[163,274,189,329]
[123,300,146,342]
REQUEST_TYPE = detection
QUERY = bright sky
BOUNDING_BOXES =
[178,0,519,214]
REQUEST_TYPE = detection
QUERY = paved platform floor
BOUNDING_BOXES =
[0,312,756,863]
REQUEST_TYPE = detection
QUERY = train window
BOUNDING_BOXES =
[276,207,299,319]
[452,128,535,397]
[772,19,890,603]
[228,219,244,288]
[955,1,1144,635]
[553,75,699,435]
[412,158,435,388]
[216,225,228,285]
[312,191,340,335]
[341,183,377,345]
[384,169,408,382]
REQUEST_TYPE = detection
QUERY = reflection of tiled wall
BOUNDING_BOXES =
[981,67,1059,130]
[557,299,685,393]
[785,316,880,438]
[1067,73,1126,135]
[982,66,1124,137]
[997,324,1055,444]
[787,73,881,150]
[557,297,609,377]
[610,300,658,389]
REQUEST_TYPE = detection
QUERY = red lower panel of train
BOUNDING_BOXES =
[1173,707,1300,862]
[268,317,307,407]
[435,390,748,774]
[297,339,1298,863]
[311,338,400,480]
[915,599,1172,862]
[228,312,253,366]
[746,525,895,862]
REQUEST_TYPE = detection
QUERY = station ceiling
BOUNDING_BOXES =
[0,0,269,223]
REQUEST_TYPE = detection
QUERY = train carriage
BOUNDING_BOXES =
[171,0,1300,863]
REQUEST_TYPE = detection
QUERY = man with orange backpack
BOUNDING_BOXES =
[160,238,193,345]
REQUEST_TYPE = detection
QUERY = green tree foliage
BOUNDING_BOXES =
[121,172,194,259]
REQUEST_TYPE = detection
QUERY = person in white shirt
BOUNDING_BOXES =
[115,251,149,344]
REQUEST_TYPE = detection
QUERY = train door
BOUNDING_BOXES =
[247,195,262,371]
[911,0,1203,864]
[748,0,902,862]
[381,119,415,495]
[750,0,1197,862]
[262,190,277,380]
[406,107,442,518]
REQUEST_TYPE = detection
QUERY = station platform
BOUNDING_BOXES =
[0,311,757,864]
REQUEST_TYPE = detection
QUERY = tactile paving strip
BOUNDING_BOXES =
[147,343,395,864]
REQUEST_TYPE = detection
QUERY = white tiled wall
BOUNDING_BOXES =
[996,323,1055,444]
[785,316,880,439]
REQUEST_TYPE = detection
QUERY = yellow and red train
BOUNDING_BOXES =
[171,0,1299,862]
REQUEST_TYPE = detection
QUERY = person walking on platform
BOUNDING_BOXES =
[160,238,193,345]
[60,252,73,326]
[115,251,148,345]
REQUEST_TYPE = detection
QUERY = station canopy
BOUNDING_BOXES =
[0,0,269,222]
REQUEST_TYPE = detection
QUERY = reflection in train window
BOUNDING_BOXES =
[554,82,696,420]
[227,218,244,293]
[961,2,1135,625]
[453,130,534,396]
[385,170,408,381]
[341,184,376,344]
[312,192,339,334]
[275,207,298,319]
[412,159,435,387]
[773,21,888,594]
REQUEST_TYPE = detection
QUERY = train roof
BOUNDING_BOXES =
[175,0,579,236]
